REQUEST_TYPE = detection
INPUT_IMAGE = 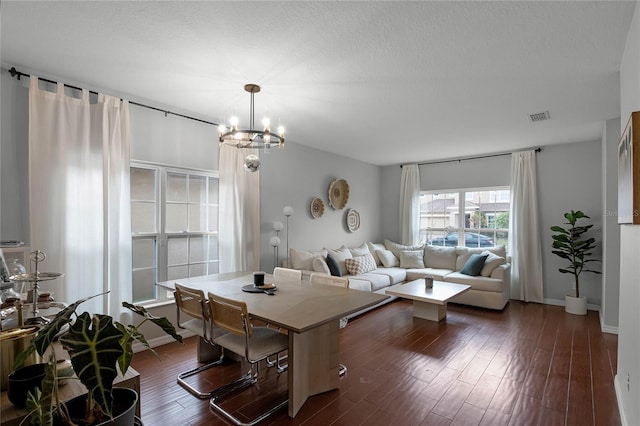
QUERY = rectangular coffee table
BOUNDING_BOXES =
[386,279,471,321]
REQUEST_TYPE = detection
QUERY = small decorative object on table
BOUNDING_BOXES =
[425,276,434,289]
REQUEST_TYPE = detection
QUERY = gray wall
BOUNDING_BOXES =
[617,2,640,425]
[381,140,604,307]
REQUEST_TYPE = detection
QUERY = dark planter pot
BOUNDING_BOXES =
[7,362,46,408]
[55,387,139,426]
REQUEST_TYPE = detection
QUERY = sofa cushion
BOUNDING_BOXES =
[347,278,374,292]
[368,267,407,284]
[312,255,331,274]
[325,245,353,274]
[399,250,425,268]
[376,249,399,267]
[290,248,328,270]
[443,272,504,292]
[367,242,386,265]
[349,243,371,257]
[326,253,342,276]
[350,272,391,291]
[406,268,452,281]
[345,253,377,275]
[460,253,489,276]
[455,245,507,271]
[424,245,457,270]
[481,251,505,277]
[384,239,424,259]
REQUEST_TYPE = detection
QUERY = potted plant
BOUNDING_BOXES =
[13,292,183,425]
[550,210,602,315]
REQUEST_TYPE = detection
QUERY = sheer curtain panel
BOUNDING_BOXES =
[28,78,132,318]
[219,146,260,273]
[509,150,544,303]
[399,164,421,245]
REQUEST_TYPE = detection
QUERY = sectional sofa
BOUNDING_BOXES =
[288,240,511,311]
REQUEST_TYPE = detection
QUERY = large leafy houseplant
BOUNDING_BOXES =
[550,210,601,298]
[13,292,183,425]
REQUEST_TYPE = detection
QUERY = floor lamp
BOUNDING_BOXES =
[271,221,283,268]
[283,206,294,267]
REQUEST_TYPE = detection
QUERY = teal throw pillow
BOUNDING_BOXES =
[326,253,342,277]
[460,253,489,276]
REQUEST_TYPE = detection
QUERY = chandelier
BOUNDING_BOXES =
[218,84,285,150]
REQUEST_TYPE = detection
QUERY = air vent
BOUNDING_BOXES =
[529,111,550,123]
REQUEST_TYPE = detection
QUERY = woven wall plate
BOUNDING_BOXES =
[328,178,350,210]
[310,197,325,219]
[347,209,360,232]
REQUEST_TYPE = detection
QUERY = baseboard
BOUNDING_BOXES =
[614,374,629,426]
[132,329,195,353]
[543,298,600,312]
[599,310,619,335]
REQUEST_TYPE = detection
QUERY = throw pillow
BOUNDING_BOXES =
[325,246,353,275]
[367,242,386,265]
[455,245,506,271]
[376,249,400,268]
[349,242,371,257]
[480,251,506,277]
[424,245,457,270]
[399,250,425,269]
[460,253,489,276]
[345,253,377,275]
[325,253,342,277]
[312,255,331,274]
[289,248,327,270]
[384,239,424,259]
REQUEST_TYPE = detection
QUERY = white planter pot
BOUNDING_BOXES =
[565,294,587,315]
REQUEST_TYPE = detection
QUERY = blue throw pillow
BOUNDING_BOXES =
[326,253,342,277]
[460,253,489,276]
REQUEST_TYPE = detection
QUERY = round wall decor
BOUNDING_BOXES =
[346,209,360,232]
[310,197,325,219]
[328,178,350,210]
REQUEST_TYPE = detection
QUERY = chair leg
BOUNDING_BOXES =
[177,352,225,399]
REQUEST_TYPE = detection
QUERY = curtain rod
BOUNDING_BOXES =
[7,66,219,127]
[400,147,542,168]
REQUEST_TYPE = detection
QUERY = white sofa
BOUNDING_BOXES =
[288,240,511,311]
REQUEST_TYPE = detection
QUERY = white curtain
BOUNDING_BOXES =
[509,150,544,303]
[399,164,421,245]
[29,78,132,318]
[219,145,260,273]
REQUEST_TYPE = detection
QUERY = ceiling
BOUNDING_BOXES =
[1,1,636,166]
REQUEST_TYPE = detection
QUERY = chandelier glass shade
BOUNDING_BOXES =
[218,84,285,149]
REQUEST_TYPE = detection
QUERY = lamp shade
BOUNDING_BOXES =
[283,206,294,217]
[272,221,284,232]
[269,236,281,247]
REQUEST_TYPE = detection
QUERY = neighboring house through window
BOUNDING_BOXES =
[130,162,219,304]
[420,187,510,252]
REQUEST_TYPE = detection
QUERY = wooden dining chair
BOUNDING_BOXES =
[273,267,302,281]
[208,293,289,426]
[174,283,225,398]
[308,273,349,376]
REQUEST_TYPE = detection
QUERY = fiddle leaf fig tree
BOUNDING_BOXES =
[550,210,601,298]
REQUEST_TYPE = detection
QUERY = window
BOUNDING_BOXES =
[420,187,510,252]
[131,163,219,304]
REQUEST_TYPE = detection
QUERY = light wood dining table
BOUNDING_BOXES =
[156,271,389,418]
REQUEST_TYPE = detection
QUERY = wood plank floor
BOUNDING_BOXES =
[131,299,619,426]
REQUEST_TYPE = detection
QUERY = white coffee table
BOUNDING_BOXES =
[385,279,471,321]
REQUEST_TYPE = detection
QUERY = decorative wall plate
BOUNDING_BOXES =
[310,197,325,219]
[347,209,360,232]
[328,178,350,210]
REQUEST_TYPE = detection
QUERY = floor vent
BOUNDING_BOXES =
[529,111,550,122]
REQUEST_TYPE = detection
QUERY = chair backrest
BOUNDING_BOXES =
[309,273,349,288]
[208,293,252,338]
[174,283,209,320]
[273,267,302,281]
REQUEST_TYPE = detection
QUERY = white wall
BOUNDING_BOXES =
[617,2,640,425]
[258,141,382,271]
[381,140,604,308]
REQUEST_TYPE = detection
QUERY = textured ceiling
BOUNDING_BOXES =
[1,1,636,166]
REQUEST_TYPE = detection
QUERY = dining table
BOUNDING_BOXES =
[156,271,389,418]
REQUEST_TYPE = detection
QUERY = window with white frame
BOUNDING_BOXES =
[419,187,510,252]
[130,163,219,304]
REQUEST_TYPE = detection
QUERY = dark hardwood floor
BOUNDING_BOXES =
[131,299,619,426]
